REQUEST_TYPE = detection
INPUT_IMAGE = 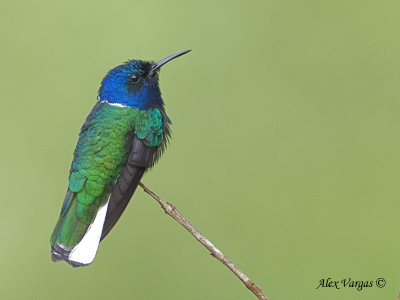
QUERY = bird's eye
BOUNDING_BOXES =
[130,74,140,83]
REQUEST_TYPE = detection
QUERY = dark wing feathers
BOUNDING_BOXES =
[100,135,157,240]
[101,109,171,241]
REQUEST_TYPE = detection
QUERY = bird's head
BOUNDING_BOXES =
[98,50,191,109]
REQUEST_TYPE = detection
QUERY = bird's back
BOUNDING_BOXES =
[50,102,167,265]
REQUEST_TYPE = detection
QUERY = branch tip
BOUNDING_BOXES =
[139,182,268,300]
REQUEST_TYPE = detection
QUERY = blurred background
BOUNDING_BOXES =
[1,0,400,299]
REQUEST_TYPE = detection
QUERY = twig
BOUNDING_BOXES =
[138,182,268,300]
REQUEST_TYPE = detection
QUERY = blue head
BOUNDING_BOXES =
[98,50,191,109]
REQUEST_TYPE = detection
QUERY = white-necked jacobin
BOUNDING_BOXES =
[50,50,191,267]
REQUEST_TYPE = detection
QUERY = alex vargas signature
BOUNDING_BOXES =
[316,277,386,291]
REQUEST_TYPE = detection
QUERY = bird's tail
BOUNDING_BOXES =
[50,191,109,267]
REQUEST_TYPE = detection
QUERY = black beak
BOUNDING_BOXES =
[149,50,191,75]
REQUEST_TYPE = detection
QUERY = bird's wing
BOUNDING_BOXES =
[101,108,170,240]
[100,136,155,240]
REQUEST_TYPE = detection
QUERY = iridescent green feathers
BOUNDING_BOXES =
[51,102,166,249]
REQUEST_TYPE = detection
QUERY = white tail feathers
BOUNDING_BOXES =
[68,198,110,266]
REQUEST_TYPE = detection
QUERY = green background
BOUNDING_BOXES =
[1,0,399,299]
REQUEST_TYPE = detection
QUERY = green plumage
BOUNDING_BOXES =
[51,102,164,249]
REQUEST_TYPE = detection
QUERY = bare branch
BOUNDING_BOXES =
[138,182,268,300]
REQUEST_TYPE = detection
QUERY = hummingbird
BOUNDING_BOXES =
[50,50,191,267]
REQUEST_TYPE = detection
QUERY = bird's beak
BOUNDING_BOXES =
[149,50,191,75]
